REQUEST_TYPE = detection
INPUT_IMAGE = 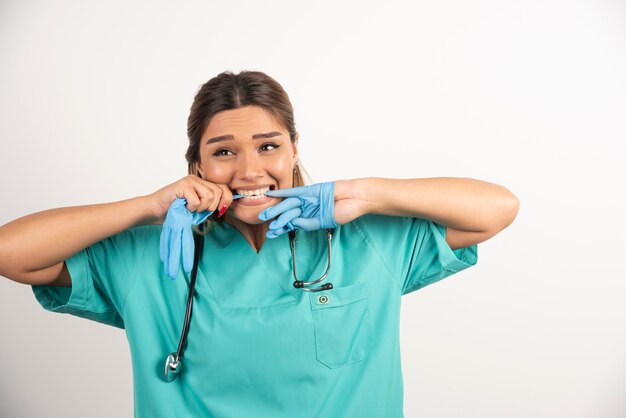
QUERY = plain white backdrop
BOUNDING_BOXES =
[1,0,625,417]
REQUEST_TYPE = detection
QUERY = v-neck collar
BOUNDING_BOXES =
[204,222,335,305]
[219,220,290,259]
[214,221,296,295]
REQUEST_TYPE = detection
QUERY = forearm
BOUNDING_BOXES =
[0,195,157,281]
[352,177,519,233]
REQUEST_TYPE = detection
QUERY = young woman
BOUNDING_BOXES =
[0,71,519,417]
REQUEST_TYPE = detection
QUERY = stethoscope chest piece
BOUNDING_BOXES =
[164,353,182,382]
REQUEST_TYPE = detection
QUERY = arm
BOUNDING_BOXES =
[334,177,520,249]
[0,197,158,286]
[0,175,234,286]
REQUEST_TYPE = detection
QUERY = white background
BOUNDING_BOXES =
[1,0,625,417]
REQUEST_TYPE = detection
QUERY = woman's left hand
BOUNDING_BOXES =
[258,180,365,238]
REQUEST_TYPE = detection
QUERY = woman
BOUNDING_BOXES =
[0,71,519,417]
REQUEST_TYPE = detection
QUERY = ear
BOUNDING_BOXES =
[292,132,299,162]
[195,161,205,179]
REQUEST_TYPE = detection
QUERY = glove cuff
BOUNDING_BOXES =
[319,182,338,228]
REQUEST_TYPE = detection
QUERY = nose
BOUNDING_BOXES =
[236,151,265,181]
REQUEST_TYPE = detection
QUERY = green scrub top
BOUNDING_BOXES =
[32,214,477,418]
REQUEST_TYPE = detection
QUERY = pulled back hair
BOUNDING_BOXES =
[186,70,308,187]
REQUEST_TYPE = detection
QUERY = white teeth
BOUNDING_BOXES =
[238,186,270,199]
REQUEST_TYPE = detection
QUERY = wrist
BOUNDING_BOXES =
[334,178,375,218]
[354,178,380,215]
[135,194,166,225]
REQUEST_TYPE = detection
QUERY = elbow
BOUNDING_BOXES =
[483,190,519,235]
[0,265,62,286]
[0,246,26,285]
[508,192,521,223]
[499,192,520,230]
[0,248,57,286]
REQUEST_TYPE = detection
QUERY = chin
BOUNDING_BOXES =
[229,197,277,225]
[239,217,265,225]
[230,209,266,225]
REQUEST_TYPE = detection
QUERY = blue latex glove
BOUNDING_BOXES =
[159,198,212,279]
[258,182,338,239]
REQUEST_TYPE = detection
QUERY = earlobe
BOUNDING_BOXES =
[195,162,205,179]
[292,132,299,161]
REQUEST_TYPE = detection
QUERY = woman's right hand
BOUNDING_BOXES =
[150,175,235,280]
[0,175,233,285]
[147,175,234,223]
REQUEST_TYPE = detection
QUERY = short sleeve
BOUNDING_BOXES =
[352,214,478,295]
[31,225,154,328]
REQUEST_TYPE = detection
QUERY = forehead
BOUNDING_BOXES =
[201,105,286,142]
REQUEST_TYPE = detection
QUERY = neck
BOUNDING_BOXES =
[224,215,270,253]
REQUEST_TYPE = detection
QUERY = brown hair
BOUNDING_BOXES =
[186,71,309,229]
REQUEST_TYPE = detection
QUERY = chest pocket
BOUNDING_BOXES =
[308,282,374,368]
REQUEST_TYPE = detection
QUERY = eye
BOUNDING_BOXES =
[260,142,280,152]
[212,148,233,157]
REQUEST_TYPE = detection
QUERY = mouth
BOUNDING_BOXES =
[234,185,276,200]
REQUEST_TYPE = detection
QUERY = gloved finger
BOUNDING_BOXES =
[181,227,195,274]
[264,186,309,198]
[164,229,176,278]
[266,225,291,239]
[160,228,171,279]
[159,226,169,263]
[269,207,301,229]
[191,210,212,225]
[290,217,321,231]
[258,197,301,221]
[168,227,183,280]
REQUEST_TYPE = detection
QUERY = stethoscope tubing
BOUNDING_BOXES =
[163,231,204,382]
[177,232,204,357]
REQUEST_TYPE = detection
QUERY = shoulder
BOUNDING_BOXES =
[337,214,433,257]
[342,213,428,237]
[85,224,161,259]
[109,224,161,243]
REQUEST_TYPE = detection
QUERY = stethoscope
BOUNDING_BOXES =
[163,227,335,382]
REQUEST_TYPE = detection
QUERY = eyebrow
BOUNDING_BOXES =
[205,131,282,145]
